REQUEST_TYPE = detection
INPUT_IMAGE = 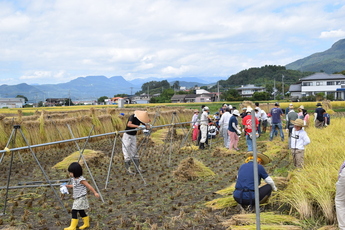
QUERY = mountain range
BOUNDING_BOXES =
[285,38,345,73]
[1,38,344,103]
[0,75,219,102]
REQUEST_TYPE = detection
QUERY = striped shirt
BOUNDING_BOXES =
[72,176,87,199]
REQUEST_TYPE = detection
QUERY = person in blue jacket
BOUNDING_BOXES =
[233,152,277,209]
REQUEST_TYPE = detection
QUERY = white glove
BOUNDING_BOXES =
[60,185,69,194]
[139,125,146,129]
[325,124,328,127]
[264,176,278,191]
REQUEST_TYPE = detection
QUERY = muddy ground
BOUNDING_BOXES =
[0,132,290,230]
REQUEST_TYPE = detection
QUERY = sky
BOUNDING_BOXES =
[1,0,345,85]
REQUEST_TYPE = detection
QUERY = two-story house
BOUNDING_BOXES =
[235,84,265,97]
[289,73,345,100]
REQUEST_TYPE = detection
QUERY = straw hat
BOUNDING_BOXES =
[246,152,271,165]
[134,110,150,123]
[298,105,304,109]
[194,109,199,113]
[246,106,253,113]
[291,118,306,127]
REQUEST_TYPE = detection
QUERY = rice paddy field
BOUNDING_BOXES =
[0,101,344,229]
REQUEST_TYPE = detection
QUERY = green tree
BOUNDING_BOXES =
[172,81,180,90]
[114,94,127,97]
[221,89,241,101]
[252,92,270,100]
[150,88,174,103]
[38,101,44,107]
[16,95,28,103]
[63,98,74,106]
[98,96,109,103]
[315,92,325,101]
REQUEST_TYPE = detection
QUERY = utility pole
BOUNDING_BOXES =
[274,78,276,101]
[282,74,284,99]
[217,82,220,102]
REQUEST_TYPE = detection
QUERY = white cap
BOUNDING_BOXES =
[203,106,209,111]
[232,110,240,116]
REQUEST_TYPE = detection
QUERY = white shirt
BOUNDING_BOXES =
[200,111,209,125]
[290,128,310,150]
[261,110,267,120]
[191,114,199,126]
[219,111,231,126]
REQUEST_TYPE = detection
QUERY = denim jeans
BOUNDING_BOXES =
[246,135,253,151]
[270,123,284,141]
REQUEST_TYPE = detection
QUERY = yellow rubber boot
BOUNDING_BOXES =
[64,218,78,230]
[79,216,90,229]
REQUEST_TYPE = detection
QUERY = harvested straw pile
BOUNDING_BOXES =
[240,101,255,110]
[150,128,185,145]
[222,212,302,230]
[53,149,105,169]
[211,147,235,157]
[173,157,215,181]
[205,182,237,209]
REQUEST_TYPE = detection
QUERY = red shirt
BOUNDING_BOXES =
[242,114,259,135]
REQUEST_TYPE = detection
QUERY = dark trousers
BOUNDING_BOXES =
[234,184,272,206]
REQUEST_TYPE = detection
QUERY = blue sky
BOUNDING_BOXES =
[0,0,345,85]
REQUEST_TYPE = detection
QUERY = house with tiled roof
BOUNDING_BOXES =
[235,84,265,97]
[288,72,345,100]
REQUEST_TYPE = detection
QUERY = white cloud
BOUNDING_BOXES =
[0,0,345,84]
[320,29,345,38]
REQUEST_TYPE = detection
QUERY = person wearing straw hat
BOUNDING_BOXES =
[122,110,151,174]
[290,119,310,168]
[233,152,277,209]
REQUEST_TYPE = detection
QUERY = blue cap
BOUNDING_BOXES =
[120,113,125,116]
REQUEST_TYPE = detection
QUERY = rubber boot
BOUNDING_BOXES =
[79,216,90,229]
[124,161,135,175]
[64,219,78,230]
[199,143,205,150]
[133,159,146,173]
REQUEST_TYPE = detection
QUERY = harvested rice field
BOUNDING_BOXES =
[0,130,294,230]
[0,105,343,229]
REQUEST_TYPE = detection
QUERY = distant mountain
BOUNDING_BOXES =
[0,76,141,102]
[0,83,44,99]
[286,38,345,73]
[128,76,223,86]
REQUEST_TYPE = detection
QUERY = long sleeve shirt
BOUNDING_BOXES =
[200,111,209,125]
[219,111,231,127]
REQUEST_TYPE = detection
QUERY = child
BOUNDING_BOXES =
[64,162,100,230]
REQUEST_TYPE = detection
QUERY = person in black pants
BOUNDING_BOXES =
[233,152,277,210]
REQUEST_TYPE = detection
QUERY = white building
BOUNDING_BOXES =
[235,84,265,97]
[0,98,25,108]
[289,73,345,100]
